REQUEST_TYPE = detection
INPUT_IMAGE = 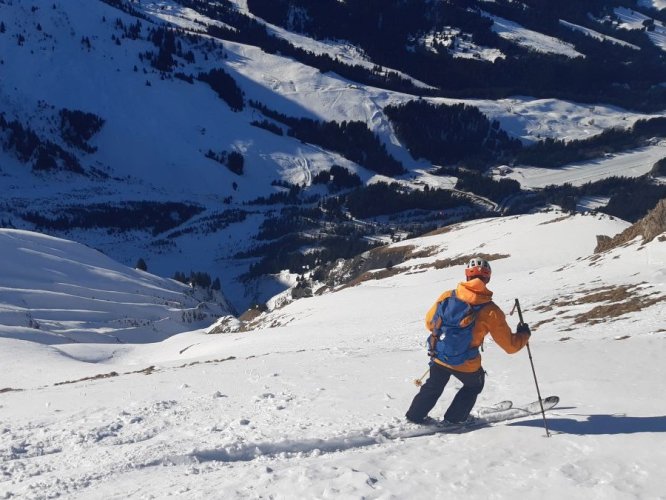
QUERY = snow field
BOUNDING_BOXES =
[1,211,665,498]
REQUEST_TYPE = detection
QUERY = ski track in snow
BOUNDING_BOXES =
[0,381,552,496]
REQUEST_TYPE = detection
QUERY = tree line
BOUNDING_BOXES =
[346,182,467,218]
[171,0,422,95]
[246,0,666,112]
[59,109,105,153]
[22,202,204,236]
[385,99,666,172]
[385,100,521,169]
[540,175,666,222]
[198,68,245,112]
[173,270,222,290]
[516,118,666,168]
[0,113,84,173]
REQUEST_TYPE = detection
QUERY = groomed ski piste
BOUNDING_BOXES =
[1,208,665,499]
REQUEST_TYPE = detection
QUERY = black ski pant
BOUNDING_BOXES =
[405,363,485,423]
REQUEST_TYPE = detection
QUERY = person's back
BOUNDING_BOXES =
[406,257,531,425]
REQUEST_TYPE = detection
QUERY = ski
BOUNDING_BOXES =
[382,396,559,439]
[473,395,559,425]
[475,400,513,416]
[434,395,560,433]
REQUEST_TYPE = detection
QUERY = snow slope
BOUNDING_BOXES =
[615,7,666,51]
[1,211,665,498]
[482,12,583,58]
[505,141,666,189]
[559,19,641,50]
[0,229,229,345]
[638,0,666,10]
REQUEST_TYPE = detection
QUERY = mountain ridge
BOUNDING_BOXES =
[595,197,666,251]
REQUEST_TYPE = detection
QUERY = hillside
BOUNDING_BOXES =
[3,2,666,496]
[247,0,666,108]
[0,229,230,345]
[0,210,665,498]
[2,0,666,312]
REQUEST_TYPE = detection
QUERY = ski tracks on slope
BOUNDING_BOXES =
[156,430,390,466]
[1,410,426,498]
[150,421,452,472]
[151,399,558,468]
[0,384,327,497]
[0,396,217,498]
[0,390,550,498]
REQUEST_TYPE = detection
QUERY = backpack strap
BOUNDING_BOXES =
[470,300,492,352]
[428,290,455,358]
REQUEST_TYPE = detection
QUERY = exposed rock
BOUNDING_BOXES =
[207,315,242,334]
[320,244,437,289]
[291,283,313,299]
[595,198,666,252]
[595,234,612,251]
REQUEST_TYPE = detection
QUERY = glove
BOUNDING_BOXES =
[516,322,531,336]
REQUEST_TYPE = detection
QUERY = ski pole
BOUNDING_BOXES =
[512,298,551,438]
[413,367,429,387]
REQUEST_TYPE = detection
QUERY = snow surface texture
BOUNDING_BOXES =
[482,12,583,58]
[505,140,666,189]
[638,0,666,10]
[1,211,665,498]
[614,7,666,51]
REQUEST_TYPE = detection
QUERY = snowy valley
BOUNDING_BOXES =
[1,0,666,497]
[2,0,666,311]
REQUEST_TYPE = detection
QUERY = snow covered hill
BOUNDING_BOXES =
[1,209,665,498]
[0,229,230,346]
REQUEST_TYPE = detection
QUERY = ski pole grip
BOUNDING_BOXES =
[513,298,525,324]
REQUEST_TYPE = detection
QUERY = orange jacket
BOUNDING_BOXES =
[425,278,529,372]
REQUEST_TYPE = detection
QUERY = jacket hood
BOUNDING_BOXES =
[456,279,493,305]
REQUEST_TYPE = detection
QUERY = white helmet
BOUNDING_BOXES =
[465,257,491,282]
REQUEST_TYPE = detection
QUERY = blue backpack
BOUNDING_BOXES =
[428,291,488,366]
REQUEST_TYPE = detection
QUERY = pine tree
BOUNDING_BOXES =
[227,151,244,175]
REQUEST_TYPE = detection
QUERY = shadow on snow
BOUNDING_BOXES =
[509,414,666,435]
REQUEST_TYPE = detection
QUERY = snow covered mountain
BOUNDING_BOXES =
[2,3,666,496]
[2,0,666,313]
[0,205,664,498]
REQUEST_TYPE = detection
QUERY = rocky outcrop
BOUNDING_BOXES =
[595,198,666,252]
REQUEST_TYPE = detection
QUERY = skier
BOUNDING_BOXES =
[405,257,531,426]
